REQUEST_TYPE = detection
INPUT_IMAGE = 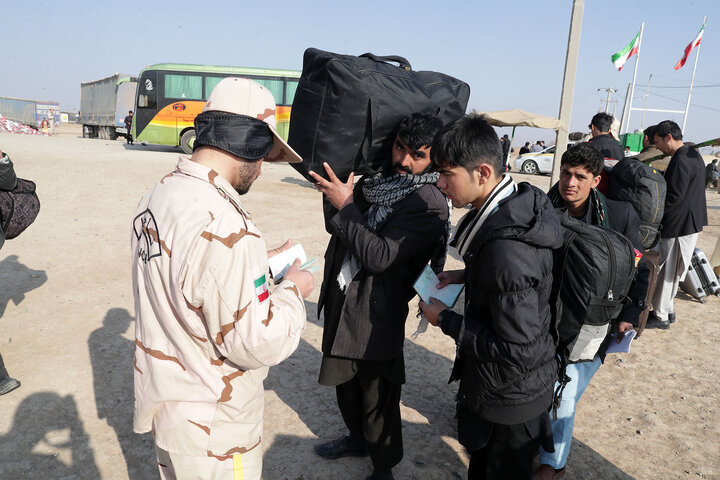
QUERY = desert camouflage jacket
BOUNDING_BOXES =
[131,156,306,458]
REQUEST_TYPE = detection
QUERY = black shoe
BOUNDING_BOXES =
[646,313,670,330]
[0,377,21,396]
[314,436,368,460]
[669,312,676,324]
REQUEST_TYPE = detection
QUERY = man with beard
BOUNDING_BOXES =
[309,113,449,480]
[131,78,314,480]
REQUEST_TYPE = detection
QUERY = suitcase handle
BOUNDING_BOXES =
[359,53,412,70]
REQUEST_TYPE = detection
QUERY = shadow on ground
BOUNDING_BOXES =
[88,308,156,479]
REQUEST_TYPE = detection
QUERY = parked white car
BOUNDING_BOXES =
[513,144,575,175]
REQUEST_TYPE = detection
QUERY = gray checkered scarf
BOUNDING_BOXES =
[337,171,441,293]
[362,171,440,230]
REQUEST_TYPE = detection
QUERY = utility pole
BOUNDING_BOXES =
[598,87,617,113]
[550,0,584,186]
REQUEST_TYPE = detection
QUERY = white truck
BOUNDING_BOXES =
[80,74,137,140]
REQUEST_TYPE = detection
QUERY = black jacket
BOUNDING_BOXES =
[318,177,449,360]
[441,183,563,424]
[661,145,708,238]
[589,133,625,161]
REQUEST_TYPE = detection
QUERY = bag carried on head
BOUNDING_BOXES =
[0,178,41,239]
[288,48,470,181]
[607,157,666,250]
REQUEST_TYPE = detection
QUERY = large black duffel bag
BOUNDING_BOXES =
[288,48,470,181]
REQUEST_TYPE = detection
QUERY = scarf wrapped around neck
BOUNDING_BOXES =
[336,171,443,293]
[547,182,609,228]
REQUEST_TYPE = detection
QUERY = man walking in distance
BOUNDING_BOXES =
[0,148,21,396]
[309,113,449,480]
[419,115,562,479]
[124,110,134,145]
[587,112,625,161]
[131,78,314,480]
[534,143,649,479]
[646,120,708,329]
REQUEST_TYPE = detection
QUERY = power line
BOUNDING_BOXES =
[644,90,720,113]
[636,83,720,89]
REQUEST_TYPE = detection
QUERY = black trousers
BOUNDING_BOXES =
[465,418,549,480]
[336,362,403,472]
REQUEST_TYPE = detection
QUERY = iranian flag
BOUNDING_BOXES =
[674,22,705,70]
[611,31,641,71]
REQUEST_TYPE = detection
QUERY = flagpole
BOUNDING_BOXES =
[623,22,644,134]
[682,17,706,133]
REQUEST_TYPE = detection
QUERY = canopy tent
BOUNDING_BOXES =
[477,108,564,130]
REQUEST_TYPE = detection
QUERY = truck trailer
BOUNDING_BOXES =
[80,74,137,139]
[0,97,58,129]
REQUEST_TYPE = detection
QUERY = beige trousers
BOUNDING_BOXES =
[652,233,699,320]
[155,444,262,480]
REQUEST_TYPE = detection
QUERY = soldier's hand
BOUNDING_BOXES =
[283,258,315,299]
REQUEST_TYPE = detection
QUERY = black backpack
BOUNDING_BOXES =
[551,212,637,411]
[0,178,40,240]
[607,157,666,249]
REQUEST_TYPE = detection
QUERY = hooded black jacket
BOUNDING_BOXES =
[440,182,563,424]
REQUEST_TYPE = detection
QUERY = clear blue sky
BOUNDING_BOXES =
[2,0,718,145]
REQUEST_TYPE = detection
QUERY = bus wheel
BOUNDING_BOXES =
[180,129,196,155]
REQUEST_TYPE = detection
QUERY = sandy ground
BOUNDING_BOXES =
[0,124,718,480]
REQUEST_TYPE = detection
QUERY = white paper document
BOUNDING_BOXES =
[605,329,637,354]
[268,244,315,282]
[413,265,463,307]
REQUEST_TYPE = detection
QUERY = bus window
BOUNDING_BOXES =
[138,71,157,109]
[205,76,224,99]
[285,79,299,105]
[253,78,284,105]
[165,74,202,100]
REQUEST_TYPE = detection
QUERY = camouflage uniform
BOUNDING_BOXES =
[131,156,306,479]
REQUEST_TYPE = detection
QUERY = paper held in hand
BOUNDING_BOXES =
[605,329,637,354]
[268,244,318,282]
[413,264,463,307]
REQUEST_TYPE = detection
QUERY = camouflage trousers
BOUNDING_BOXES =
[155,444,262,480]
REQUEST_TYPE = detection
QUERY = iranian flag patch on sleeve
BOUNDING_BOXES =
[254,274,269,303]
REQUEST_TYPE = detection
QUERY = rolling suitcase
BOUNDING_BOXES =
[288,48,470,181]
[680,248,720,303]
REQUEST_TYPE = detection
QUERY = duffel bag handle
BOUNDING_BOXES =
[359,53,412,70]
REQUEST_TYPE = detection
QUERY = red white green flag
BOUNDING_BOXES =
[674,22,705,70]
[611,31,641,71]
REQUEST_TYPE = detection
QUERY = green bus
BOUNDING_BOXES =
[133,63,301,154]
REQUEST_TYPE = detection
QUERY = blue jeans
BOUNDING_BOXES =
[539,355,602,468]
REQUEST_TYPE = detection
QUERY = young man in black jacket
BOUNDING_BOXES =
[648,120,708,328]
[309,113,449,480]
[419,115,563,479]
[587,112,625,161]
[534,143,650,480]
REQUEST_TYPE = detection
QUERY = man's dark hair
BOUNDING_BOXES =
[644,124,656,143]
[503,134,509,139]
[653,120,683,141]
[395,112,443,151]
[590,112,614,133]
[561,142,604,177]
[431,114,503,176]
[524,141,530,146]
